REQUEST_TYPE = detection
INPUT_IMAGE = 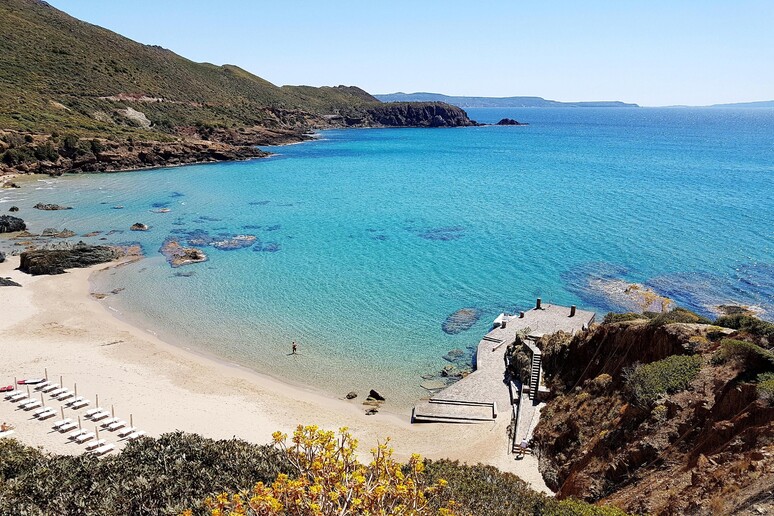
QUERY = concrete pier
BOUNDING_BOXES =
[412,303,594,425]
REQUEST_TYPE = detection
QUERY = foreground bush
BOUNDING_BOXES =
[714,314,774,341]
[648,308,711,327]
[200,425,456,515]
[712,338,774,374]
[625,354,703,406]
[602,312,648,324]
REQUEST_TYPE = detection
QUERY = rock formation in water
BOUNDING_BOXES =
[496,118,526,125]
[442,308,482,334]
[159,238,207,268]
[33,203,72,211]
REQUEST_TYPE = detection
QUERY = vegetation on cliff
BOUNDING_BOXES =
[529,309,774,515]
[0,0,474,175]
[0,430,621,516]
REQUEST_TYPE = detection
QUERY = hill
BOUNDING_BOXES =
[0,0,473,176]
[375,92,639,108]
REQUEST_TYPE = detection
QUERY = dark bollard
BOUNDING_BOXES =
[519,311,525,318]
[570,305,576,317]
[536,298,542,310]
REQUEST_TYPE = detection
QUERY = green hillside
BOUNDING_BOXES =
[0,0,380,137]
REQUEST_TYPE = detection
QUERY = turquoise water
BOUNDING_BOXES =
[2,108,773,408]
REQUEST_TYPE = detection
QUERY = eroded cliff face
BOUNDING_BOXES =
[532,321,774,515]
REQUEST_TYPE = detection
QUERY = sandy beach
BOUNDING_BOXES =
[0,254,550,494]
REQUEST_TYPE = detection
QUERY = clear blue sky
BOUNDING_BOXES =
[48,0,774,106]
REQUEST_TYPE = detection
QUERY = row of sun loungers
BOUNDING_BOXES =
[4,375,149,456]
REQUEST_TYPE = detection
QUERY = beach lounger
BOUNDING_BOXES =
[85,438,106,451]
[68,428,89,440]
[48,388,67,397]
[35,408,57,419]
[41,383,60,393]
[51,418,73,430]
[125,430,147,441]
[34,381,52,391]
[58,421,79,433]
[92,443,116,455]
[8,392,29,402]
[107,420,126,431]
[75,431,96,443]
[55,390,75,401]
[84,407,105,418]
[70,399,90,410]
[4,390,24,399]
[100,417,119,428]
[117,427,136,438]
[89,411,110,421]
[21,399,43,410]
[65,396,86,407]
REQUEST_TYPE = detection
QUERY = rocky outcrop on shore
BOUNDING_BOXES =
[529,318,774,514]
[0,215,26,233]
[339,102,476,128]
[19,241,120,275]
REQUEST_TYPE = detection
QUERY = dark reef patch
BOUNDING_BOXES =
[248,200,271,206]
[253,242,281,253]
[419,226,465,241]
[442,308,482,335]
[265,224,281,232]
[151,201,171,209]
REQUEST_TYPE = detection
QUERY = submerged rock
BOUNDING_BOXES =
[19,242,119,275]
[442,308,482,334]
[9,206,19,212]
[211,235,256,250]
[130,223,149,231]
[33,203,72,211]
[253,242,281,253]
[0,215,26,233]
[159,238,208,268]
[41,228,76,238]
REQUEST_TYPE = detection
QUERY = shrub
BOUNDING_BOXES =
[649,308,711,327]
[712,339,774,372]
[625,355,703,406]
[90,138,104,153]
[603,312,648,324]
[757,372,774,405]
[544,499,629,516]
[34,141,59,161]
[714,314,774,341]
[201,425,456,515]
[59,134,80,157]
[1,146,34,165]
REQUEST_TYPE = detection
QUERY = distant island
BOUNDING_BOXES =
[375,92,640,108]
[708,100,774,108]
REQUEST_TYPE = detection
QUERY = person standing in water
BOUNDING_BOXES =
[291,341,298,355]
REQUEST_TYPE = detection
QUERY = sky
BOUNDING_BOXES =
[47,1,774,107]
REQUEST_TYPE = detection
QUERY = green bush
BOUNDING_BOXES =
[714,314,774,340]
[603,312,648,324]
[1,146,34,165]
[625,354,703,406]
[649,308,711,327]
[544,499,629,516]
[757,372,774,405]
[34,141,59,161]
[712,338,774,372]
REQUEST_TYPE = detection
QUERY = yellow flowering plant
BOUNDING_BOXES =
[200,425,457,515]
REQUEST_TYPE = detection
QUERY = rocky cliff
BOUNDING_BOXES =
[529,318,774,515]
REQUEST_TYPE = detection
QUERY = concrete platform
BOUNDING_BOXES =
[412,303,594,424]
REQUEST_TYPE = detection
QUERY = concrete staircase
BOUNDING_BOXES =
[528,351,542,400]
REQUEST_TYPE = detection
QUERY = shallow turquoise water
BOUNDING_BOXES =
[3,108,773,408]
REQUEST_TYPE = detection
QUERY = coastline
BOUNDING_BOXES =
[0,255,551,494]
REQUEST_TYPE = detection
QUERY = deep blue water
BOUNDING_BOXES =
[2,107,772,407]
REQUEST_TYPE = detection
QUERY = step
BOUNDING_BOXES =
[413,400,496,423]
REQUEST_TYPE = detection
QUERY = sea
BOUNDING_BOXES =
[2,107,773,408]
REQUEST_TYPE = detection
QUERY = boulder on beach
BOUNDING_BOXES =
[33,203,72,211]
[367,389,386,401]
[442,308,482,334]
[0,251,5,263]
[130,223,149,231]
[0,277,22,287]
[345,391,358,399]
[0,215,26,233]
[19,242,119,275]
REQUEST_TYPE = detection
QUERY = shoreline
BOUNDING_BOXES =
[0,255,551,494]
